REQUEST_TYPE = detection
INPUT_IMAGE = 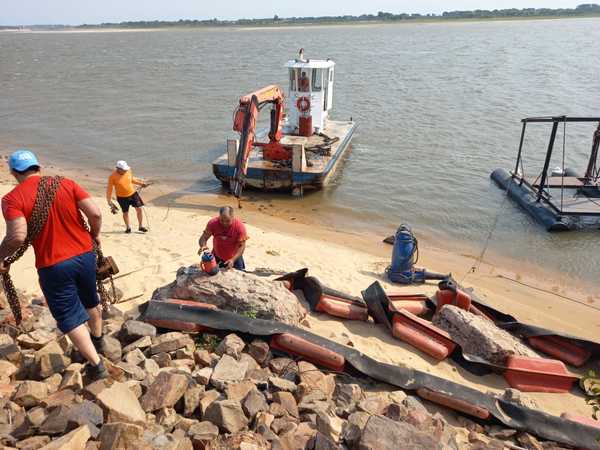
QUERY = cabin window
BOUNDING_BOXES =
[289,69,296,91]
[298,68,311,92]
[312,69,322,91]
[329,68,334,82]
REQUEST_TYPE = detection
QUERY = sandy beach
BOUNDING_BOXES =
[0,161,599,420]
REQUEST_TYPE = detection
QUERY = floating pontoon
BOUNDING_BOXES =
[212,50,356,197]
[491,116,600,231]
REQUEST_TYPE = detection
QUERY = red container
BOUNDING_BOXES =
[299,115,313,137]
[435,289,471,313]
[503,356,578,393]
[315,295,369,321]
[527,335,591,367]
[391,311,457,360]
[417,388,490,420]
[270,333,345,372]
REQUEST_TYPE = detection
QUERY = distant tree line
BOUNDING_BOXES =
[4,4,600,29]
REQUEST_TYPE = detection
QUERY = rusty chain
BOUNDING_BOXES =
[1,176,116,326]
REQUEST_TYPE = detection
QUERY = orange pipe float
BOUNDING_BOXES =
[527,335,591,367]
[315,295,369,321]
[270,333,345,372]
[417,388,491,420]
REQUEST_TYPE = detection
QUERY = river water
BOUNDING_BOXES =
[1,19,599,287]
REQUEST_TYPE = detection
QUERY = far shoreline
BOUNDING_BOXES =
[2,14,600,34]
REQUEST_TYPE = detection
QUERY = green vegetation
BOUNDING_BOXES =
[71,4,600,29]
[239,308,258,319]
[195,333,221,352]
[582,370,600,420]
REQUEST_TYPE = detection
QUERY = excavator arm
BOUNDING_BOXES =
[230,85,286,198]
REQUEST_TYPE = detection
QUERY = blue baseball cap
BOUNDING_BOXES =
[9,149,40,172]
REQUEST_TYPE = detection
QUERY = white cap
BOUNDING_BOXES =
[116,160,130,171]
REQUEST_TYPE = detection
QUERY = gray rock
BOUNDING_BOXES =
[183,385,205,417]
[96,382,146,424]
[26,406,48,428]
[121,320,157,343]
[211,355,248,390]
[334,383,363,416]
[308,432,338,450]
[140,371,189,412]
[269,376,297,393]
[12,381,48,408]
[187,421,219,440]
[140,358,160,377]
[153,265,307,325]
[269,358,297,377]
[215,334,246,359]
[204,400,249,434]
[98,421,144,449]
[358,415,443,450]
[248,340,271,365]
[37,353,71,378]
[58,370,83,391]
[64,400,104,433]
[0,343,21,363]
[272,391,299,419]
[150,332,194,355]
[341,411,371,447]
[198,390,221,417]
[433,305,539,365]
[100,336,122,363]
[242,389,268,419]
[315,410,345,443]
[39,404,72,435]
[500,388,539,409]
[192,367,213,386]
[124,348,146,366]
[122,336,152,354]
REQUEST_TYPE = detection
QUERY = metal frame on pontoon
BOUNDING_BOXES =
[512,116,600,217]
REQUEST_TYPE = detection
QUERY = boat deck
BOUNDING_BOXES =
[547,195,600,215]
[214,120,355,174]
[528,176,600,189]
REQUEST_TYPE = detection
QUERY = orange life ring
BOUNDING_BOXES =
[296,96,311,113]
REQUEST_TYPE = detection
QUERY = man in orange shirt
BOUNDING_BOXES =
[106,160,149,233]
[0,149,108,381]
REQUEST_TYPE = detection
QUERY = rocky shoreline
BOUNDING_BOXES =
[0,299,576,450]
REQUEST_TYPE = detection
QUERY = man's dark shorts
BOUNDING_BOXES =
[215,255,245,270]
[38,251,99,334]
[117,192,144,213]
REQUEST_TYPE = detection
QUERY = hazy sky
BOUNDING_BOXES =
[2,0,587,25]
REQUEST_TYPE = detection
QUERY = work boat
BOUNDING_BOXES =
[212,50,356,198]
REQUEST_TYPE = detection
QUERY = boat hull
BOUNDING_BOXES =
[213,120,356,193]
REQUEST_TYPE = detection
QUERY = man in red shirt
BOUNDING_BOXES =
[0,150,108,380]
[198,206,248,270]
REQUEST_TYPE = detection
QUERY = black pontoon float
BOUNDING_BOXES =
[491,116,600,231]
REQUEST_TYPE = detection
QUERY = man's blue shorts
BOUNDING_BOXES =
[38,251,99,334]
